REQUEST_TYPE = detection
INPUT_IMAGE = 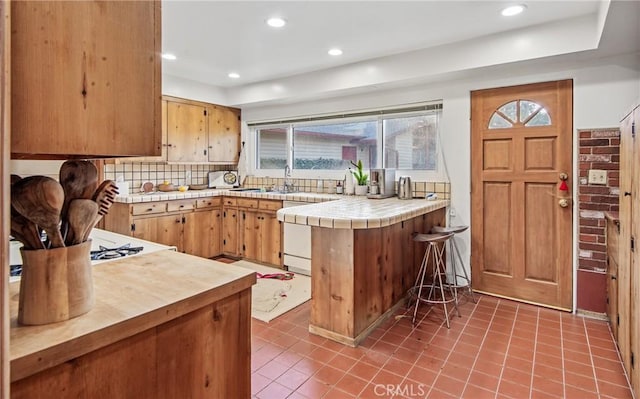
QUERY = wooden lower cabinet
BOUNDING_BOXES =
[11,289,252,399]
[222,206,240,256]
[104,198,222,259]
[241,209,282,267]
[606,214,620,340]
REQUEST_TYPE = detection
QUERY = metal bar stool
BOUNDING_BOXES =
[431,225,476,303]
[409,232,460,328]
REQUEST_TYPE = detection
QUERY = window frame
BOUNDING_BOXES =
[248,105,445,182]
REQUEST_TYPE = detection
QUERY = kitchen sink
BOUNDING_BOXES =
[227,188,262,192]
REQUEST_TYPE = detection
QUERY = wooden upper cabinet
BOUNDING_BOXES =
[208,105,241,164]
[166,101,208,163]
[10,1,161,159]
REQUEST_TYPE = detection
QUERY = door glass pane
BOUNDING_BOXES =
[383,114,438,170]
[489,113,513,129]
[525,108,552,126]
[257,127,287,168]
[519,100,541,122]
[498,101,517,122]
[293,121,377,170]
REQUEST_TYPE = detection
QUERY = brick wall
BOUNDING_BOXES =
[577,128,620,272]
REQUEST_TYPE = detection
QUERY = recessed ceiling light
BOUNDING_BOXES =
[266,17,286,28]
[328,48,343,56]
[161,53,177,60]
[228,72,240,79]
[501,4,527,16]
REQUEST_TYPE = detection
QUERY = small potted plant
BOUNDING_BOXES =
[351,160,369,195]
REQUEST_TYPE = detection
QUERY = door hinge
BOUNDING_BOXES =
[238,151,241,158]
[223,239,226,245]
[204,109,207,116]
[632,236,635,252]
[242,244,246,251]
[632,122,635,138]
[181,216,185,224]
[632,352,635,368]
[223,211,226,217]
[617,314,620,326]
[237,115,241,121]
[243,212,245,220]
[606,296,609,305]
[131,223,135,232]
[204,149,207,156]
[278,251,281,259]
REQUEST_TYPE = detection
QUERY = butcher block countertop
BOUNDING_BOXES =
[277,197,449,229]
[9,250,255,382]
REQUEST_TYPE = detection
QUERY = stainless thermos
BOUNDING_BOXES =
[398,176,413,199]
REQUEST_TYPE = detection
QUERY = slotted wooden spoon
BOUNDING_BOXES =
[11,176,65,248]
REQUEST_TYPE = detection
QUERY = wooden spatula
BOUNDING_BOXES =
[66,199,99,246]
[10,206,45,250]
[81,180,119,242]
[11,176,65,248]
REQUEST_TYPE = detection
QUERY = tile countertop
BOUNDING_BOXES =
[115,189,341,203]
[277,197,449,229]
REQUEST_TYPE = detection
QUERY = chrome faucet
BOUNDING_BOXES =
[283,164,294,193]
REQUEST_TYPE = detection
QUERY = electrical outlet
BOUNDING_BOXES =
[588,169,607,185]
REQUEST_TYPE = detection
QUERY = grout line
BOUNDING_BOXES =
[491,301,519,399]
[527,307,540,399]
[583,317,601,397]
[559,312,566,398]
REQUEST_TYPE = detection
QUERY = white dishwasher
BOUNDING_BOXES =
[282,200,313,276]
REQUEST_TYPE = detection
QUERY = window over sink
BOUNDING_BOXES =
[250,102,442,175]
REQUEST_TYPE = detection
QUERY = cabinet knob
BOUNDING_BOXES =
[624,192,631,196]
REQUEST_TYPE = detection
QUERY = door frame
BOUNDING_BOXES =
[469,79,576,311]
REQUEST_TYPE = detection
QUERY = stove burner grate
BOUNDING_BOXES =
[90,244,144,260]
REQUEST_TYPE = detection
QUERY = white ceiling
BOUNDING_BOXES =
[161,1,639,106]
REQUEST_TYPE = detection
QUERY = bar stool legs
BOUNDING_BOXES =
[431,225,476,303]
[410,232,460,328]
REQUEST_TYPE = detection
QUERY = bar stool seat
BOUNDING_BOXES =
[431,225,475,303]
[408,231,460,328]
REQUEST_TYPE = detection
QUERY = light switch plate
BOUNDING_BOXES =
[588,169,607,185]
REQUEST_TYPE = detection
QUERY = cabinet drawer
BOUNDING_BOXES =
[196,197,222,209]
[167,199,195,212]
[237,198,259,209]
[222,197,237,207]
[132,202,167,216]
[259,200,282,211]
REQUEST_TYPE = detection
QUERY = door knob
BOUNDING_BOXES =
[559,198,569,208]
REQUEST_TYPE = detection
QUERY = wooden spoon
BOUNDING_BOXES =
[11,176,66,248]
[66,199,99,246]
[10,206,44,250]
[59,160,98,237]
[82,180,119,241]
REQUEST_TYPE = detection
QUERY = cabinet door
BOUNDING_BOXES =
[260,212,282,267]
[208,106,240,164]
[222,208,239,256]
[167,102,208,163]
[183,210,220,259]
[619,110,634,373]
[241,211,260,261]
[631,106,640,395]
[132,217,159,243]
[154,214,184,251]
[11,1,161,159]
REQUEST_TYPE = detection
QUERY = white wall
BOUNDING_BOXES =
[240,55,640,306]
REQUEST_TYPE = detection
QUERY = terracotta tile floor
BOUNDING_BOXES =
[251,293,633,398]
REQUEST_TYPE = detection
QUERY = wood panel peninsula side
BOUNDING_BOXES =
[9,250,255,399]
[277,197,448,346]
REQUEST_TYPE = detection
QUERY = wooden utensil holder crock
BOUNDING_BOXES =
[18,240,94,325]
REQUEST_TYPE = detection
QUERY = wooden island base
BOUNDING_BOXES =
[310,209,446,346]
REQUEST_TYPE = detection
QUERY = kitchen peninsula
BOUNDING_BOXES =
[9,250,255,398]
[277,197,449,346]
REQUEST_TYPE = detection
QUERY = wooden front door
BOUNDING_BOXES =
[471,80,573,310]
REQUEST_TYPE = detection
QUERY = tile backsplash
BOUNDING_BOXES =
[104,162,232,194]
[243,176,450,199]
[104,162,450,199]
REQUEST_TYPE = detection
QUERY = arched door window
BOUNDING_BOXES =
[488,100,551,129]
